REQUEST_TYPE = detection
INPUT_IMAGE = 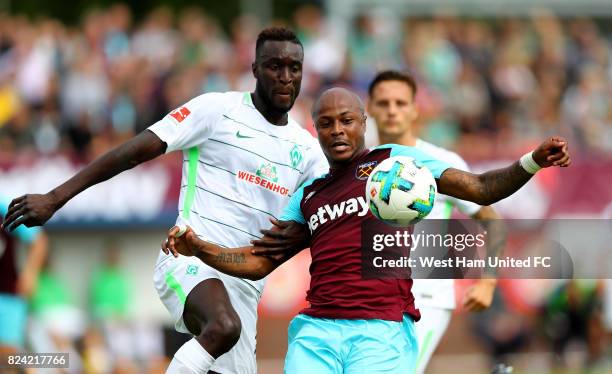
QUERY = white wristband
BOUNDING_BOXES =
[519,151,541,174]
[174,224,188,237]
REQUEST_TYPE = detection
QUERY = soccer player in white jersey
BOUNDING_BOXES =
[2,27,328,374]
[367,70,503,374]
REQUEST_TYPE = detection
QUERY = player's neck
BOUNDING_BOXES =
[378,131,417,147]
[251,92,288,126]
[329,147,368,171]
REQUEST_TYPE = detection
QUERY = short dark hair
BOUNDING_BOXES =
[368,70,418,99]
[255,26,302,56]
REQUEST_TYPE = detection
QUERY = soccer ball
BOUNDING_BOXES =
[366,156,437,226]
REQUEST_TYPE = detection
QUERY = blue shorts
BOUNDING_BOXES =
[285,314,418,373]
[0,293,27,348]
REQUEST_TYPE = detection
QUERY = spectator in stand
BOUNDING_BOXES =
[542,280,607,369]
[1,7,612,161]
[89,241,137,370]
[29,257,87,373]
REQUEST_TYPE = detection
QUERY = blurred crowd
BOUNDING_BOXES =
[26,242,170,374]
[1,4,612,166]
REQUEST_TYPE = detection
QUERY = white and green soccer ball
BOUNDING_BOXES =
[366,156,437,226]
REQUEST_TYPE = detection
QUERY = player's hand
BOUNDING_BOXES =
[251,218,309,256]
[2,193,58,232]
[463,278,497,312]
[162,225,198,258]
[532,136,571,168]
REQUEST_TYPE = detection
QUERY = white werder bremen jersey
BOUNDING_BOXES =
[148,91,328,294]
[412,139,481,310]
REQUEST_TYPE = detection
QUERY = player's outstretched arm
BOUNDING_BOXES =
[162,222,308,281]
[2,131,166,231]
[438,137,570,206]
[250,218,310,257]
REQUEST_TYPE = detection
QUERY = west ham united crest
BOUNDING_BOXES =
[356,161,377,180]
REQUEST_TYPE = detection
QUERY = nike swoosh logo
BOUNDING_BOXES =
[236,131,254,139]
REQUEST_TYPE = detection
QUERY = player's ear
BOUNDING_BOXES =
[412,105,419,122]
[409,91,419,122]
[408,98,419,123]
[359,114,367,133]
[251,61,258,79]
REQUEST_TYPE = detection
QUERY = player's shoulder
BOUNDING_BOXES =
[297,173,329,198]
[303,173,329,187]
[415,139,469,170]
[372,143,402,152]
[415,139,458,159]
[288,121,319,148]
[371,143,453,178]
[188,91,243,113]
[372,143,430,159]
[286,116,308,132]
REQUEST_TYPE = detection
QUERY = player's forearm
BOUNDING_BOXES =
[194,241,277,281]
[439,162,532,206]
[16,232,48,297]
[471,206,501,221]
[49,131,166,209]
[472,206,506,276]
[475,278,498,287]
[475,161,534,205]
[26,232,48,277]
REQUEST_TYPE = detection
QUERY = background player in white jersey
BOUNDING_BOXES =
[367,70,504,373]
[2,27,328,374]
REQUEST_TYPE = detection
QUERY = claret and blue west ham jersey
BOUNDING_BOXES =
[280,144,451,322]
[1,198,41,294]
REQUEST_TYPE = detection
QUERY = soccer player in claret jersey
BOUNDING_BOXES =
[2,27,328,374]
[1,197,48,361]
[367,70,503,373]
[162,87,570,373]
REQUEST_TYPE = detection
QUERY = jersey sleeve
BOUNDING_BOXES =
[279,184,307,224]
[0,198,41,243]
[378,144,451,179]
[147,92,226,153]
[279,176,323,224]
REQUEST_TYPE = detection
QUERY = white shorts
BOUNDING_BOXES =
[153,251,260,374]
[414,307,452,374]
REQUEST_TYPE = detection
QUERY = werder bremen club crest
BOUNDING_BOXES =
[290,144,303,168]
